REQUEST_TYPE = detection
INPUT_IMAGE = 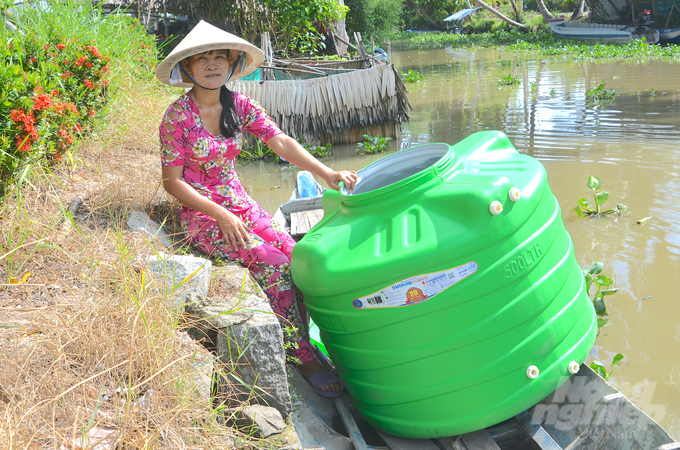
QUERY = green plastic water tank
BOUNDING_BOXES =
[292,131,597,439]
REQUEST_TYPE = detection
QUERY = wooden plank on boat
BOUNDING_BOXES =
[333,397,371,450]
[459,429,502,450]
[291,401,353,450]
[515,410,563,450]
[375,430,439,450]
[291,209,324,236]
[434,436,466,450]
[279,196,323,215]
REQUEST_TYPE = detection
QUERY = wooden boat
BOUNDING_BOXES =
[272,171,326,239]
[548,18,660,43]
[291,359,679,449]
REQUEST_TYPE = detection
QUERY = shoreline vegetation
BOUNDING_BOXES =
[399,29,680,58]
[1,0,677,447]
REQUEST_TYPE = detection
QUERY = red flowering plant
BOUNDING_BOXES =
[0,0,157,200]
[29,38,111,126]
[0,36,112,197]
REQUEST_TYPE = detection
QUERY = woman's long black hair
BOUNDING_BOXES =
[219,85,241,139]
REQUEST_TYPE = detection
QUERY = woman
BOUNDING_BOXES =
[155,20,357,397]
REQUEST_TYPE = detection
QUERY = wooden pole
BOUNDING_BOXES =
[333,33,384,64]
[271,58,328,75]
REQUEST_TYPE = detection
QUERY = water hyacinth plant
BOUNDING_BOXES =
[399,69,424,83]
[574,176,628,217]
[587,81,616,101]
[356,134,392,155]
[583,260,624,380]
[405,29,680,60]
[499,74,520,85]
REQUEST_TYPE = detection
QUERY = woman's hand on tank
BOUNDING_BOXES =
[325,170,358,192]
[216,208,251,251]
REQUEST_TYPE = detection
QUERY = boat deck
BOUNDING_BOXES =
[290,364,680,450]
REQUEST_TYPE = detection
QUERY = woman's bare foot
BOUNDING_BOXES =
[299,357,343,393]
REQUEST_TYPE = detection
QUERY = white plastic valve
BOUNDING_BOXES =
[527,365,540,379]
[509,187,521,202]
[568,361,580,374]
[490,201,503,215]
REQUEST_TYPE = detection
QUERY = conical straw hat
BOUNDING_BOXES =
[156,20,263,88]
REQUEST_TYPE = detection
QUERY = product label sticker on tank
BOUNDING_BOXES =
[352,261,478,309]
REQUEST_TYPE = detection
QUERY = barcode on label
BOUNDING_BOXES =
[367,296,384,305]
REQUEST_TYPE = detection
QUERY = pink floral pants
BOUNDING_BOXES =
[185,203,315,364]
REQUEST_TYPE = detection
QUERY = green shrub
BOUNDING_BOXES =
[0,0,156,200]
[471,18,495,34]
[524,15,550,33]
[490,20,513,33]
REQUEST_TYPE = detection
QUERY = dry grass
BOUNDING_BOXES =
[0,77,267,448]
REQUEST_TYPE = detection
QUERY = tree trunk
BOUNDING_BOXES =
[475,0,528,28]
[332,0,349,56]
[419,7,447,30]
[535,0,556,21]
[509,0,521,22]
[570,0,586,20]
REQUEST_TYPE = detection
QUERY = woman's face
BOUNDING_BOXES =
[183,50,231,89]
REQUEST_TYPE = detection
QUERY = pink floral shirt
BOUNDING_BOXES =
[160,92,282,222]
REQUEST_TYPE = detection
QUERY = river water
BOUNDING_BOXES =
[239,45,680,438]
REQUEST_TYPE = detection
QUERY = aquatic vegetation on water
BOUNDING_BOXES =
[498,74,520,85]
[584,261,617,326]
[399,69,424,83]
[587,81,616,100]
[356,134,392,155]
[404,30,680,60]
[240,137,332,160]
[590,354,624,380]
[583,261,624,380]
[297,136,332,158]
[239,140,277,160]
[574,176,628,217]
[510,34,680,59]
[405,29,551,49]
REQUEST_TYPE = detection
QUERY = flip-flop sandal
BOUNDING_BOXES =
[303,367,345,398]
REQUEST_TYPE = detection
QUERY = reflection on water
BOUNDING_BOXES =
[239,45,680,437]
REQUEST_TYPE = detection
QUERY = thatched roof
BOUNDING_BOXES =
[227,63,411,145]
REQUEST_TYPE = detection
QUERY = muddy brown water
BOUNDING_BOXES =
[239,45,680,438]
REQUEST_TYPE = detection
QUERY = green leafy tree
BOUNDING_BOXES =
[216,0,347,55]
[107,0,348,56]
[264,0,348,54]
[402,0,464,31]
[345,0,404,42]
